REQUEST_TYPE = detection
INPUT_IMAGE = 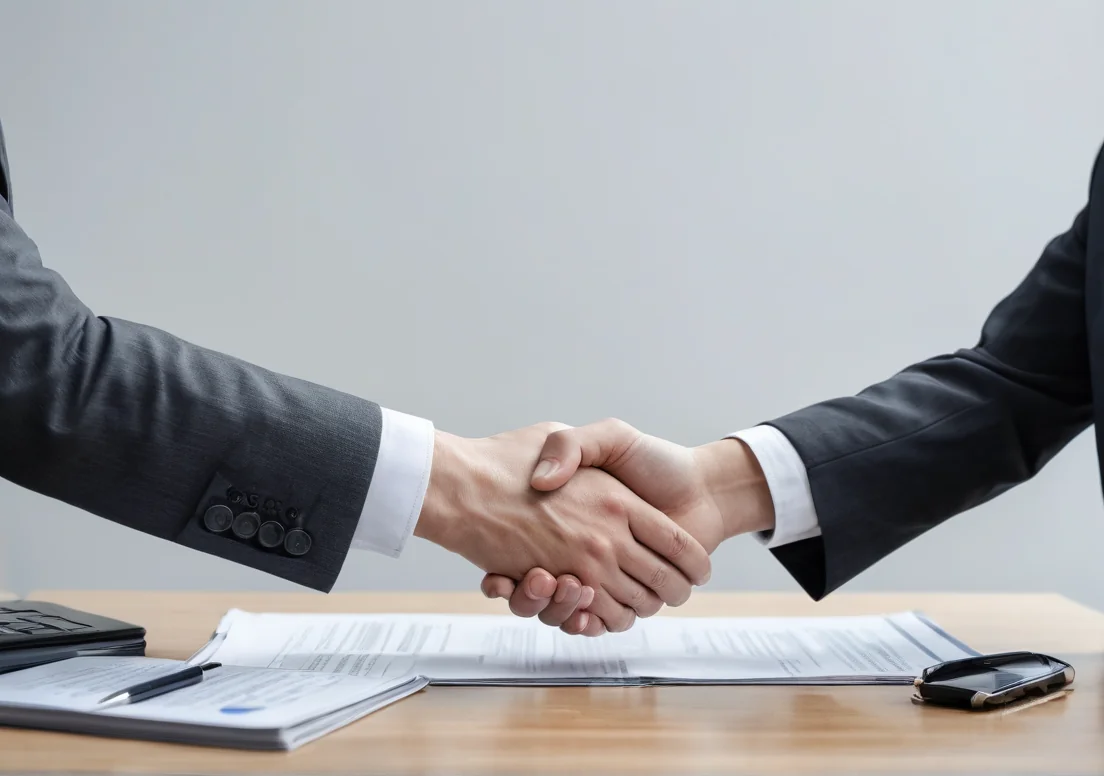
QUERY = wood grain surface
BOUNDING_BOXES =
[0,590,1100,775]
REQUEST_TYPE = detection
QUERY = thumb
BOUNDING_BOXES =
[481,574,517,600]
[530,418,641,492]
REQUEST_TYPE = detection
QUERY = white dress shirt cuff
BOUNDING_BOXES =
[350,408,435,558]
[727,425,822,549]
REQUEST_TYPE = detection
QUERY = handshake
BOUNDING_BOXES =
[413,419,776,637]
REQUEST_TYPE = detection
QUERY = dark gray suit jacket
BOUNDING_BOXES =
[0,120,382,592]
[766,140,1104,601]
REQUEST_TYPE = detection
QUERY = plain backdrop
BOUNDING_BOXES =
[1,0,1103,608]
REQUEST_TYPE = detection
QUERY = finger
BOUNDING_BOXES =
[604,569,664,618]
[579,585,595,610]
[626,502,712,587]
[582,616,607,637]
[574,609,609,635]
[587,587,638,633]
[531,418,640,492]
[618,543,693,607]
[538,575,585,627]
[481,574,517,600]
[506,568,557,618]
[559,604,606,637]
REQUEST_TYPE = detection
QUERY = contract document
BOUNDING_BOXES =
[190,610,978,686]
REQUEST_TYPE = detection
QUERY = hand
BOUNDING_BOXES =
[414,422,712,633]
[481,568,597,631]
[482,419,775,635]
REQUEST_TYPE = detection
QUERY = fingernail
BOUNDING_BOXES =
[554,585,568,604]
[580,587,595,609]
[528,575,555,599]
[578,613,590,632]
[533,459,559,480]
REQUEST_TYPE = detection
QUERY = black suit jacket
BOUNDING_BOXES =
[0,120,381,591]
[766,141,1104,600]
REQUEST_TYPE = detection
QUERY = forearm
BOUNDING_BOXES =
[0,208,383,591]
[766,345,1093,593]
[746,195,1095,599]
[690,191,1096,602]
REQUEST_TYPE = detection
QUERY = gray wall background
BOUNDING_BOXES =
[2,0,1104,607]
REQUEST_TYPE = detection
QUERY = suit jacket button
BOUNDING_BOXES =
[232,511,260,539]
[258,521,286,549]
[284,529,312,556]
[203,505,233,533]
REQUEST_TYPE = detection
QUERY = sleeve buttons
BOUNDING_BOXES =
[231,511,261,539]
[203,504,234,533]
[258,520,286,549]
[284,529,312,556]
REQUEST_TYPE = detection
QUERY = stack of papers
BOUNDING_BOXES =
[0,656,427,750]
[190,609,978,687]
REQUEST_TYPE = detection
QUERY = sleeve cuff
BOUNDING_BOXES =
[727,425,822,549]
[350,407,435,558]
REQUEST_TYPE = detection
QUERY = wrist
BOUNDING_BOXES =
[414,430,475,553]
[693,438,775,540]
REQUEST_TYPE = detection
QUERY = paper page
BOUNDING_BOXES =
[625,612,974,681]
[0,656,426,728]
[195,610,976,685]
[195,612,644,681]
[0,656,184,708]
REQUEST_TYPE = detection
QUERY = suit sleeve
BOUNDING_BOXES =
[765,145,1102,600]
[0,123,384,592]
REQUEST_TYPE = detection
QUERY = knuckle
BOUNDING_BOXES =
[648,565,670,592]
[535,421,570,436]
[597,493,628,520]
[600,417,634,436]
[610,417,632,432]
[667,579,692,607]
[611,610,636,633]
[668,526,690,558]
[582,532,614,560]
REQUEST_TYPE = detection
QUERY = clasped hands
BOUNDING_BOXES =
[413,419,775,637]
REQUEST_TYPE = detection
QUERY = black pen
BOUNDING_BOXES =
[97,662,221,708]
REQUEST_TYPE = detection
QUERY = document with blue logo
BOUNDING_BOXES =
[0,655,427,750]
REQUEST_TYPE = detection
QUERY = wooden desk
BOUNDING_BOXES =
[5,591,1104,775]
